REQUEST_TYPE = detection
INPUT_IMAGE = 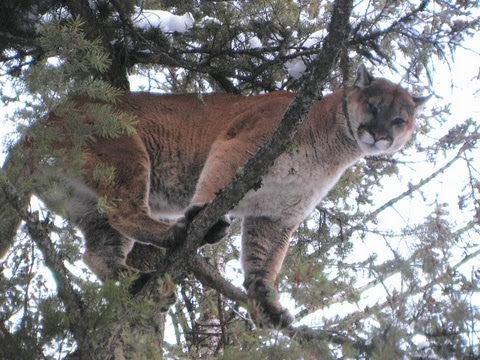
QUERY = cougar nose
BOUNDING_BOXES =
[369,128,389,142]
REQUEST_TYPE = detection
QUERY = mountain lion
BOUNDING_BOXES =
[1,65,428,328]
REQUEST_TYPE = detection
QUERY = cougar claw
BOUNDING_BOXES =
[246,278,294,329]
[184,204,206,221]
[249,300,294,329]
[184,204,231,245]
[203,216,230,244]
[164,219,187,247]
[269,308,294,329]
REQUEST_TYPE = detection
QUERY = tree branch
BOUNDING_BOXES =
[286,325,373,353]
[367,143,470,222]
[309,141,473,262]
[330,242,480,333]
[0,173,90,352]
[350,0,430,46]
[191,257,248,303]
[63,0,130,89]
[295,219,478,321]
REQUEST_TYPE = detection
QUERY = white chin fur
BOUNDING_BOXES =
[375,139,391,151]
[358,139,392,154]
[358,132,392,154]
[359,131,375,145]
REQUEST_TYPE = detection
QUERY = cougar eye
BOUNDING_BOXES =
[392,117,406,126]
[368,103,378,116]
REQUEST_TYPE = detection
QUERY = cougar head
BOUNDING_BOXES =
[346,64,430,155]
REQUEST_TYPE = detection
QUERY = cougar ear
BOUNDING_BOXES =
[354,64,374,88]
[413,94,431,112]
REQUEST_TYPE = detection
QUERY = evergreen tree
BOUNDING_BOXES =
[0,0,479,358]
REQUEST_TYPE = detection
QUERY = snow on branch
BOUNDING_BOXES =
[131,7,194,33]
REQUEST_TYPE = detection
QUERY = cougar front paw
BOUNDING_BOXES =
[246,278,294,329]
[163,219,188,247]
[250,302,294,329]
[263,303,294,329]
[185,204,231,245]
[204,216,230,244]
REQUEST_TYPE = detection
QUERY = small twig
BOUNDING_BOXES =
[350,0,430,46]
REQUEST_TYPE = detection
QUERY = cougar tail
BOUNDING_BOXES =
[0,142,33,259]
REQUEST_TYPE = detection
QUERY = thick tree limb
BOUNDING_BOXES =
[191,257,248,303]
[63,0,131,89]
[0,31,38,48]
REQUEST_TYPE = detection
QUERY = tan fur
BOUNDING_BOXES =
[6,65,427,327]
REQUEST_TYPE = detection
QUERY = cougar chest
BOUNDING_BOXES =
[230,149,342,223]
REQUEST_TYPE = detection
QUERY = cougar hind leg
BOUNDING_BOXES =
[84,134,187,249]
[67,194,135,281]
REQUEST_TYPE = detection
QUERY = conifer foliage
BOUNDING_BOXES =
[0,0,479,358]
